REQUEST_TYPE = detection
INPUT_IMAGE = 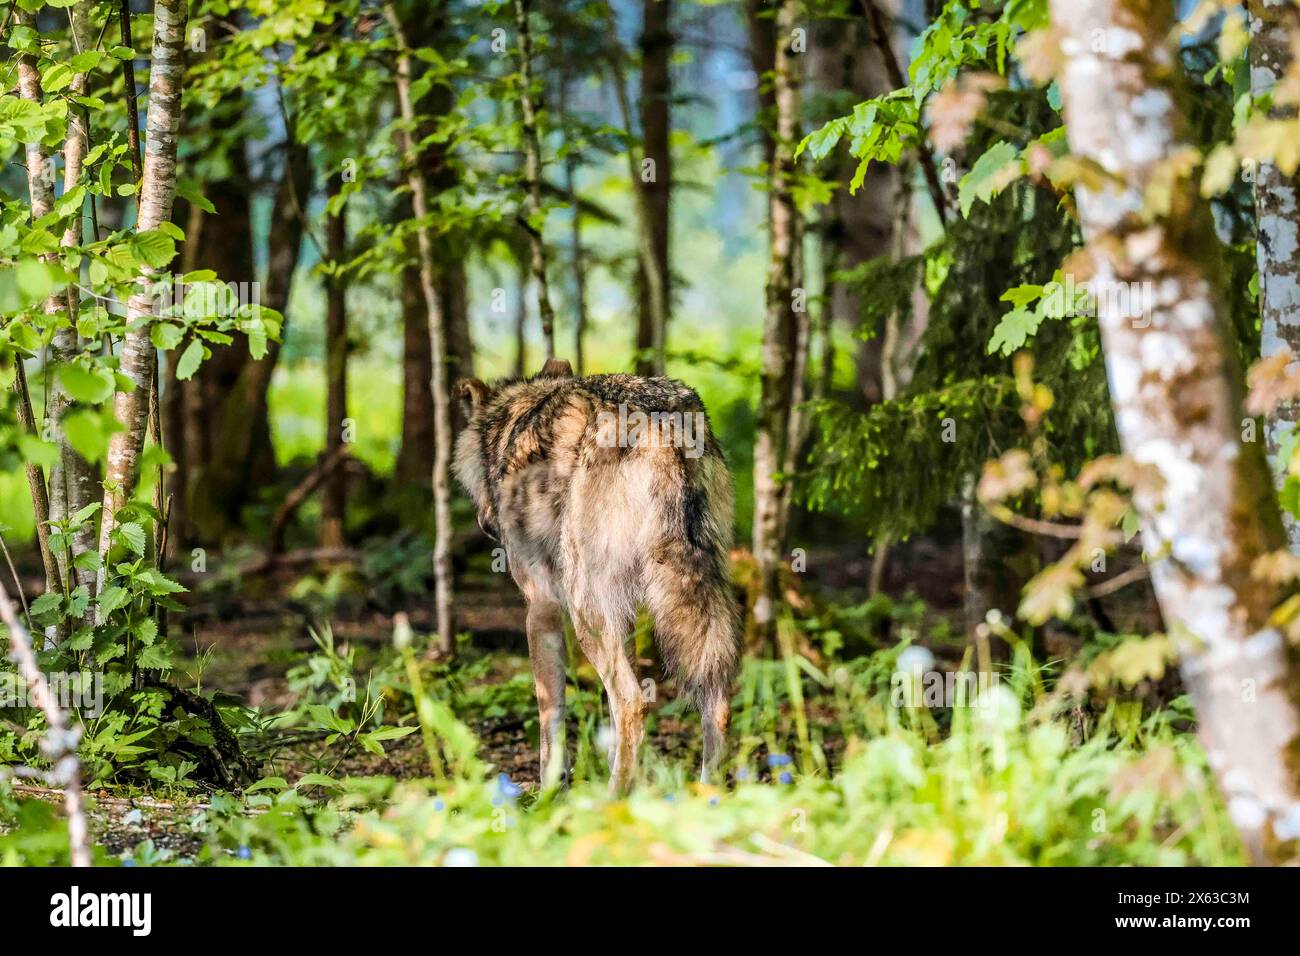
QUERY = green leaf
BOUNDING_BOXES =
[245,777,289,794]
[176,179,215,214]
[366,726,417,742]
[96,585,131,616]
[987,306,1041,356]
[133,617,158,645]
[41,63,74,94]
[175,339,204,380]
[136,644,172,670]
[71,50,105,72]
[135,569,187,595]
[131,229,176,269]
[150,322,184,350]
[115,521,147,555]
[57,362,116,404]
[29,592,63,617]
[66,586,90,619]
[87,258,109,287]
[999,284,1044,308]
[62,408,117,464]
[294,773,343,791]
[73,549,102,572]
[17,434,59,471]
[958,140,1021,217]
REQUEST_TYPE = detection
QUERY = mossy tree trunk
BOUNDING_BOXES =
[1250,0,1300,552]
[97,0,188,586]
[1052,0,1300,864]
[751,0,802,639]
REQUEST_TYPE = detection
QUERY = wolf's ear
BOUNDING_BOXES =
[454,378,491,416]
[537,358,574,378]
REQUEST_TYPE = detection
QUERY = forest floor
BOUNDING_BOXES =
[8,528,1165,864]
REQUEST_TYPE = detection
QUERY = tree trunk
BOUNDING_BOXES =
[386,3,455,656]
[558,76,590,374]
[320,173,349,549]
[1052,0,1300,865]
[513,0,557,359]
[1251,0,1300,553]
[750,0,801,638]
[513,253,529,377]
[97,0,188,586]
[13,8,67,600]
[47,2,98,593]
[810,2,898,406]
[184,116,256,546]
[635,0,673,376]
[396,263,435,488]
[606,0,669,378]
[191,140,311,559]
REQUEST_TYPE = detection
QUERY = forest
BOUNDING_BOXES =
[0,0,1299,889]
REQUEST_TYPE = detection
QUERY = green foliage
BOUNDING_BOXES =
[181,638,1240,867]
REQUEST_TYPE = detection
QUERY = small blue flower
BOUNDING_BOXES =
[708,796,720,807]
[433,799,446,811]
[778,771,794,785]
[496,773,522,800]
[664,793,675,802]
[767,753,793,768]
[123,859,136,867]
[236,845,252,860]
[736,768,751,782]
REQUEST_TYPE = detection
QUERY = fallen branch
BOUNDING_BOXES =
[266,445,352,557]
[0,578,90,866]
[236,547,358,579]
[1086,563,1149,599]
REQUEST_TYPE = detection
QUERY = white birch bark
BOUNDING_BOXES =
[1250,1,1300,552]
[1052,0,1300,864]
[751,0,801,636]
[48,3,98,592]
[0,578,90,866]
[13,9,66,600]
[96,0,188,588]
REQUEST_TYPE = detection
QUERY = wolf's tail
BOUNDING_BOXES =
[643,445,740,711]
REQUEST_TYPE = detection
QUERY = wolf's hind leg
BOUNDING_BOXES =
[699,683,730,784]
[526,600,568,789]
[572,610,643,795]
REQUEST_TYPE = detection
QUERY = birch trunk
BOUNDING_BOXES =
[13,9,66,600]
[751,0,801,637]
[97,0,188,585]
[1052,0,1300,864]
[1250,1,1300,552]
[386,4,455,656]
[512,0,556,359]
[0,579,89,866]
[47,3,98,592]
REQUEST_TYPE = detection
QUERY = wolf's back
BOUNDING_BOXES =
[479,372,740,707]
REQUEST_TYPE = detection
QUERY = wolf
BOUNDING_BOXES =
[453,358,739,792]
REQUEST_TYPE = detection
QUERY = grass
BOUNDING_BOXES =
[158,623,1243,866]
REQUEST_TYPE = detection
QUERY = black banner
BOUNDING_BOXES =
[0,866,1279,943]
